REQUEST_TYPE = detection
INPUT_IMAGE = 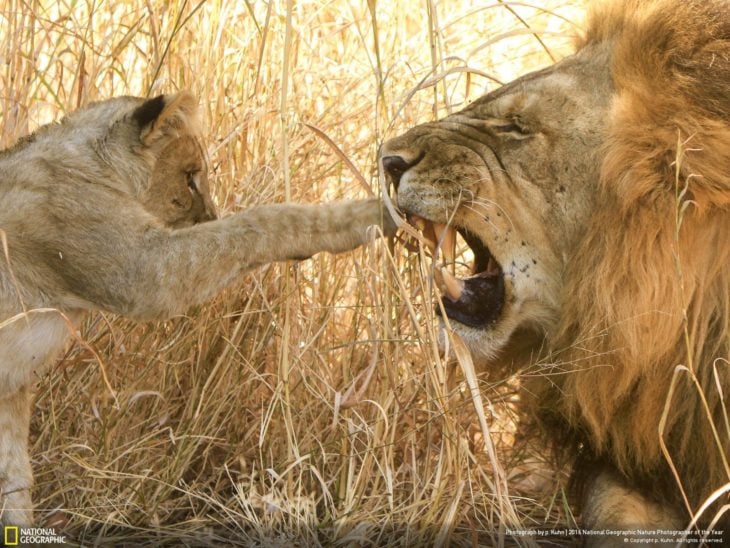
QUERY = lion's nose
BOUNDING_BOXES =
[381,154,420,190]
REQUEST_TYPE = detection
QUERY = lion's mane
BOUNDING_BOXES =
[542,0,729,516]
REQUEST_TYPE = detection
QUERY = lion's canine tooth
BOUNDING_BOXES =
[433,224,456,268]
[407,215,437,252]
[487,255,500,275]
[436,266,464,301]
[434,266,446,295]
[422,223,437,253]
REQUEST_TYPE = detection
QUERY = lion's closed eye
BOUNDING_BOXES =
[487,116,532,138]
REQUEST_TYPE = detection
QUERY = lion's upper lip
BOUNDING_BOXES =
[406,214,505,328]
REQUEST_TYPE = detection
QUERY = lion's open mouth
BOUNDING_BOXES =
[408,215,504,328]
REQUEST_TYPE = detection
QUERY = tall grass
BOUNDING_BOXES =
[1,0,584,544]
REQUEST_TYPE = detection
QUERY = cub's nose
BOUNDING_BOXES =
[380,154,420,190]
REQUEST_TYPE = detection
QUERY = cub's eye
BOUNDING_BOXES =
[186,171,200,193]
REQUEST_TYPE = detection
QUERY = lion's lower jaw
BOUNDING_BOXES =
[437,311,521,367]
[437,298,556,369]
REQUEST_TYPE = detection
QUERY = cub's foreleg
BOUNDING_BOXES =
[135,198,394,319]
[59,198,394,320]
[227,199,394,266]
[0,386,34,527]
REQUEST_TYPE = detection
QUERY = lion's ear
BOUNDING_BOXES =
[133,91,201,146]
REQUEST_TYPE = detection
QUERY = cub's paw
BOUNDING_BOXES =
[360,198,398,240]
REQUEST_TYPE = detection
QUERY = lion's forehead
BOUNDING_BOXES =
[387,62,601,163]
[465,71,580,116]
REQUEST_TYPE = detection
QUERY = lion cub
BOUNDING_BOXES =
[0,92,393,526]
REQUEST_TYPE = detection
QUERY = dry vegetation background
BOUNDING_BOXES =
[1,0,586,545]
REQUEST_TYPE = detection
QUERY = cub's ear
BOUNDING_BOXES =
[133,91,201,146]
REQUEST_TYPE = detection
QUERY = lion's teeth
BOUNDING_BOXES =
[487,255,500,275]
[433,266,446,293]
[410,215,427,232]
[435,266,464,301]
[422,224,437,253]
[433,224,456,267]
[407,215,437,252]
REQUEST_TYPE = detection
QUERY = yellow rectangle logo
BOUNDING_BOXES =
[4,526,19,546]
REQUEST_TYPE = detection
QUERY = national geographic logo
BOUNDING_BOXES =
[3,526,18,546]
[3,526,66,546]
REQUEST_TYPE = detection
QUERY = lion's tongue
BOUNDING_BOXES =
[435,266,504,327]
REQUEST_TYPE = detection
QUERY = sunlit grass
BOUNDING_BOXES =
[1,0,586,543]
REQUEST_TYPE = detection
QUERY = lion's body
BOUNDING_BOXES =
[0,93,392,526]
[554,0,730,512]
[383,0,729,537]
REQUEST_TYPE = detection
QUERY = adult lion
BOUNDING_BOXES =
[0,92,393,526]
[382,0,729,540]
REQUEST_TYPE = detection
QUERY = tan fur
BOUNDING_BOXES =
[0,92,394,525]
[559,0,729,520]
[582,470,683,547]
[383,0,728,534]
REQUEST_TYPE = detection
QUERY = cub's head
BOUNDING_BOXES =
[58,92,217,227]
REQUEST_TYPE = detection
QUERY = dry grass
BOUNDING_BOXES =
[1,0,586,544]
